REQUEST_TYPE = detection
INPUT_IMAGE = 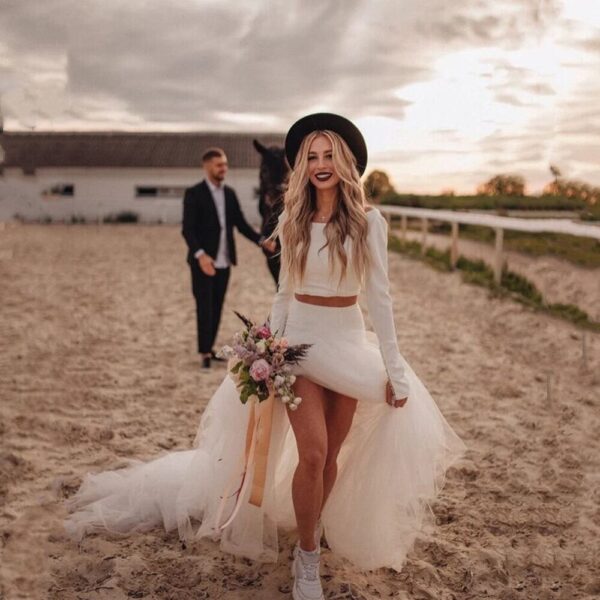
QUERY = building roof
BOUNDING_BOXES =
[0,131,286,170]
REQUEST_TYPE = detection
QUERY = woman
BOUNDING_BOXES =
[64,113,467,599]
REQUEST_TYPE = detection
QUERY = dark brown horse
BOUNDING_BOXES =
[253,139,289,286]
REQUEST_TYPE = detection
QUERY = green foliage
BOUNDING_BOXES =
[364,169,395,203]
[543,178,600,204]
[103,211,139,223]
[456,256,495,288]
[397,221,600,268]
[547,303,591,326]
[389,233,600,332]
[239,380,256,404]
[231,361,243,374]
[477,173,526,196]
[500,269,544,304]
[388,237,453,271]
[580,203,600,222]
[382,192,587,211]
[423,246,452,272]
[387,236,423,260]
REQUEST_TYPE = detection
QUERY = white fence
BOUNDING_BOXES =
[378,205,600,284]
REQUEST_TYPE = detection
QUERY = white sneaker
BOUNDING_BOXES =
[291,542,325,600]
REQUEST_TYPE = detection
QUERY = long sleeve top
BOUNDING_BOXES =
[269,207,410,400]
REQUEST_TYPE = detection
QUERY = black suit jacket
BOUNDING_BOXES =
[181,179,262,266]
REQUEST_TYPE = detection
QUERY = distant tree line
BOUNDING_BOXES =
[363,165,599,217]
[542,164,599,205]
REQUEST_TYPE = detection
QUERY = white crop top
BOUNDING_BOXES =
[294,220,361,296]
[269,208,410,400]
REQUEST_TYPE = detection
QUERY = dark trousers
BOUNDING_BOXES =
[189,260,231,354]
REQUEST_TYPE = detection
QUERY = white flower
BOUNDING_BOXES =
[280,395,290,403]
[288,374,296,385]
[216,345,235,359]
[256,340,267,355]
[274,375,285,388]
[288,403,298,411]
[293,397,302,406]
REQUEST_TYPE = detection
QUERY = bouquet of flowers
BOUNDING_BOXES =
[217,311,312,411]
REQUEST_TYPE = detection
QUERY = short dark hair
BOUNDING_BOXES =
[202,147,226,163]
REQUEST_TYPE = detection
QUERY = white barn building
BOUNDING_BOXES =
[0,131,285,225]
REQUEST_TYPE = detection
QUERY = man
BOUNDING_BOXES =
[181,147,276,369]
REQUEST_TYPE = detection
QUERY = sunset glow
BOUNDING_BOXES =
[0,0,598,193]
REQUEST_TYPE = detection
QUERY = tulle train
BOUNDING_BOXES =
[64,299,467,571]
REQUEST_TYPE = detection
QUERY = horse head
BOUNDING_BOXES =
[253,139,289,220]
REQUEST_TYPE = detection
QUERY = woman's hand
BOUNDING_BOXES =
[261,239,277,253]
[386,380,408,408]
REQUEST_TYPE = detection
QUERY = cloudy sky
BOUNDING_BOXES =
[1,0,599,193]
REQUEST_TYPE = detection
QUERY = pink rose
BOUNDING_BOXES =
[257,325,272,339]
[249,358,271,382]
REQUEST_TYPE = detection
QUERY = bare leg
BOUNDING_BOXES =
[287,375,328,552]
[321,390,358,514]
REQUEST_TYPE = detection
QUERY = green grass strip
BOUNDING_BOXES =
[388,235,600,332]
[388,218,600,268]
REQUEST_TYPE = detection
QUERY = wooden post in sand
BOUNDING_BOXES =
[450,222,459,269]
[401,214,407,242]
[494,227,504,285]
[546,372,552,405]
[421,218,428,255]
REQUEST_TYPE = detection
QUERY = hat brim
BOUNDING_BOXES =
[284,112,368,176]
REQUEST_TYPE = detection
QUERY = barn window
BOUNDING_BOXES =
[135,186,185,198]
[42,183,74,197]
[136,186,158,197]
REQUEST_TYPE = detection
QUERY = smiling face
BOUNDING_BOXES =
[307,134,341,191]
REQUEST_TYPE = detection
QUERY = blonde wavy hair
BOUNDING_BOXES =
[268,130,372,289]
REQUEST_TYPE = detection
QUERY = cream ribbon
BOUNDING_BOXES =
[213,383,275,532]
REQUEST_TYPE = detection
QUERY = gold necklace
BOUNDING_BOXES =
[314,211,332,222]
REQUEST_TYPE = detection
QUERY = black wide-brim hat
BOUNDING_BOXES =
[284,112,368,176]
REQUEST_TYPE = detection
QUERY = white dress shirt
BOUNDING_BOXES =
[194,178,231,268]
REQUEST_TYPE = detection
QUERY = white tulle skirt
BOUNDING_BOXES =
[64,297,467,572]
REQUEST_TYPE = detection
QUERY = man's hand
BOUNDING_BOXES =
[385,380,408,408]
[198,253,216,276]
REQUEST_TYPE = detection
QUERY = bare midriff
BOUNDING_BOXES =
[294,293,358,307]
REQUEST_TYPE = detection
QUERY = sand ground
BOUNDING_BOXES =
[0,224,598,600]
